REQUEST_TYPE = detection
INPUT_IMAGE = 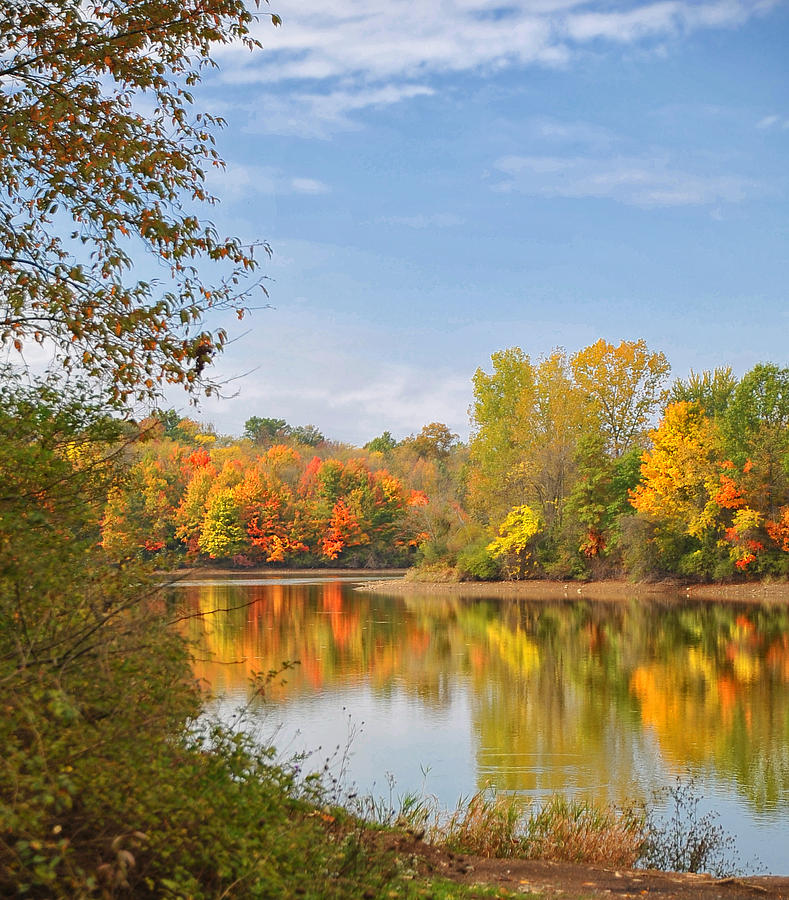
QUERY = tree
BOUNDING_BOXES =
[487,504,543,579]
[1,0,279,401]
[668,367,737,420]
[630,402,721,541]
[365,431,398,454]
[570,339,670,457]
[290,424,324,447]
[469,347,536,522]
[469,348,590,532]
[244,416,289,444]
[409,422,460,459]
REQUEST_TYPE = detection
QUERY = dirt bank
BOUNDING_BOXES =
[359,577,789,604]
[162,566,408,579]
[377,831,789,898]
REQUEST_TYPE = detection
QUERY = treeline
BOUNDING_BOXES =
[107,339,789,580]
[453,341,789,581]
[101,415,464,568]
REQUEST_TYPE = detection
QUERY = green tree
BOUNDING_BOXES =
[469,348,590,534]
[469,347,536,522]
[365,430,398,454]
[566,432,642,566]
[244,416,289,444]
[668,367,737,420]
[199,489,246,559]
[290,424,324,447]
[1,0,279,401]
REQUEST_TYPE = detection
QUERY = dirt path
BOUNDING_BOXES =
[381,832,789,898]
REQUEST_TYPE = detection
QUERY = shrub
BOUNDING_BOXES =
[456,543,501,581]
[639,778,739,876]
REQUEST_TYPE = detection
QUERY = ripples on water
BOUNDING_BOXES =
[171,574,789,874]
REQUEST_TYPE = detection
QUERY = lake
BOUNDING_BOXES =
[172,574,789,874]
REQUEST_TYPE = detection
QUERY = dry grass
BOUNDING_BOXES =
[430,790,647,867]
[523,796,647,867]
[440,791,525,857]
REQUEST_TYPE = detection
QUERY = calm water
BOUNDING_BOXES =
[173,575,789,873]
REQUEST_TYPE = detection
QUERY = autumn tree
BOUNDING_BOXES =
[469,348,590,533]
[468,347,537,522]
[407,422,460,460]
[487,504,543,579]
[570,339,670,457]
[1,0,279,401]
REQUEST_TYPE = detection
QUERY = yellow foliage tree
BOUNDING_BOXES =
[487,504,543,579]
[630,402,721,539]
[571,338,670,457]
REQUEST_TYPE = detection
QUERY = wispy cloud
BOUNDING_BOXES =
[529,117,616,149]
[214,0,778,135]
[376,213,465,229]
[757,114,789,131]
[492,153,757,206]
[207,163,331,197]
[244,84,435,138]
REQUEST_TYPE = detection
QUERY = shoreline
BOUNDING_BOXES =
[358,576,789,603]
[161,566,408,579]
[161,565,789,603]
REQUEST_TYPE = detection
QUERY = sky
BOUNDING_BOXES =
[172,0,788,444]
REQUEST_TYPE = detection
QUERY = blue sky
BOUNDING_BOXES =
[182,0,788,444]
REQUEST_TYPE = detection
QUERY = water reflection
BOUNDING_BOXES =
[173,577,789,872]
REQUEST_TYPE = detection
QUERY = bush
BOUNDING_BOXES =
[0,376,409,898]
[456,543,501,581]
[639,778,739,876]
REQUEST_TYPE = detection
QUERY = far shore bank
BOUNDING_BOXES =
[161,566,789,602]
[358,576,789,603]
[161,566,408,580]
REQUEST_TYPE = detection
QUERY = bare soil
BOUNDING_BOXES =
[375,831,789,899]
[358,578,789,605]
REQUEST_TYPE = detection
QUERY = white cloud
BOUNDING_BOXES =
[492,153,757,206]
[206,163,331,197]
[212,0,777,136]
[244,84,435,138]
[377,213,465,229]
[530,117,615,148]
[757,114,789,131]
[289,177,331,195]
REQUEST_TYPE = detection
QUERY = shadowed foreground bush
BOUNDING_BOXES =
[0,377,408,898]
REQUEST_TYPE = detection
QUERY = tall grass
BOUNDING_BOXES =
[357,781,739,875]
[432,791,646,866]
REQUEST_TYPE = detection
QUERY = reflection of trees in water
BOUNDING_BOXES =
[176,582,789,811]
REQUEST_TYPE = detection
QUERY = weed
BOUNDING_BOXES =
[442,790,525,858]
[523,796,647,867]
[638,777,740,876]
